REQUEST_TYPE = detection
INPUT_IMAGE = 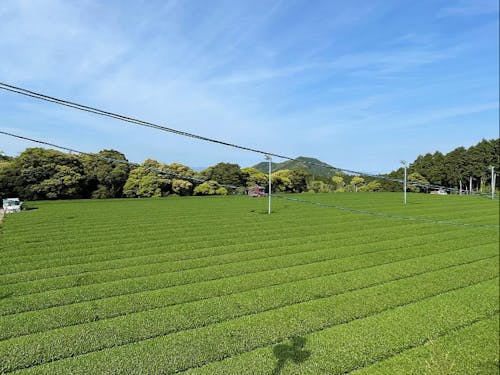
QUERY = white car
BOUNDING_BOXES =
[430,189,448,195]
[2,198,22,213]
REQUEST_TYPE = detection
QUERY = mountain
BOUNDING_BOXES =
[252,156,335,177]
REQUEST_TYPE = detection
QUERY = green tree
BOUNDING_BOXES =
[407,172,430,192]
[164,163,195,178]
[164,163,195,195]
[308,180,330,193]
[270,169,309,193]
[286,169,310,193]
[171,179,193,196]
[123,159,170,198]
[359,180,382,192]
[467,139,496,191]
[241,167,268,187]
[349,176,365,192]
[193,180,228,195]
[10,148,86,200]
[331,175,345,192]
[379,169,403,192]
[442,146,467,189]
[80,150,130,198]
[410,152,445,185]
[0,160,20,199]
[200,163,245,187]
[270,172,292,193]
[34,165,85,199]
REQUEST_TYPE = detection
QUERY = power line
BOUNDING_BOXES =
[0,130,239,189]
[0,81,412,186]
[0,81,289,157]
[2,130,496,224]
[0,81,494,195]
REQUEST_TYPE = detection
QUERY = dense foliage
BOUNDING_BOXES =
[381,138,499,192]
[199,162,246,187]
[0,194,497,373]
[81,150,130,199]
[2,148,86,200]
[0,138,497,200]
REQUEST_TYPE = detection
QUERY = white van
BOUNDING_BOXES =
[2,198,22,213]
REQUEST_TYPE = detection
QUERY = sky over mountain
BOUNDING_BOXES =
[0,0,498,173]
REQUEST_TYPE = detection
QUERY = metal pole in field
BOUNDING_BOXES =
[491,166,495,200]
[266,154,272,214]
[401,160,407,205]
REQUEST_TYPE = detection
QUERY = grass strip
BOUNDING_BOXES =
[2,259,497,373]
[1,224,415,284]
[179,283,499,375]
[0,218,444,276]
[0,198,371,248]
[350,314,499,375]
[0,229,493,315]
[276,196,499,229]
[0,213,383,261]
[0,219,446,287]
[0,244,496,340]
[0,226,476,297]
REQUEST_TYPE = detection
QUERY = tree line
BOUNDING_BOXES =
[0,138,497,200]
[379,138,499,193]
[0,147,384,200]
[0,148,307,200]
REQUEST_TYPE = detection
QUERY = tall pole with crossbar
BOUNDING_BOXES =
[266,154,272,214]
[401,160,407,205]
[491,166,496,200]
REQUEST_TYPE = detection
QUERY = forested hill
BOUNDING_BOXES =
[253,156,335,177]
[381,138,499,192]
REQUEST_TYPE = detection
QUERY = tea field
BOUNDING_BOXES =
[0,193,498,374]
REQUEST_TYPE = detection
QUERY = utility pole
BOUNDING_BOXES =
[401,160,407,205]
[265,154,272,214]
[491,166,496,200]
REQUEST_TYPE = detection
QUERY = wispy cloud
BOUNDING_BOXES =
[370,102,500,133]
[440,0,499,17]
[0,0,498,172]
[205,44,456,86]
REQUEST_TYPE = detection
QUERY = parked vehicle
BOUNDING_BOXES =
[248,186,266,197]
[2,198,22,213]
[430,189,448,195]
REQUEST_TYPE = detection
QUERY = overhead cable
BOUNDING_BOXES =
[2,130,496,224]
[0,82,417,185]
[0,130,238,189]
[0,82,492,194]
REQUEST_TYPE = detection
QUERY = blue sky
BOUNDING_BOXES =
[0,0,498,173]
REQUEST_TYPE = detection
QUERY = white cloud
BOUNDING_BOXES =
[0,0,498,172]
[440,0,499,17]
